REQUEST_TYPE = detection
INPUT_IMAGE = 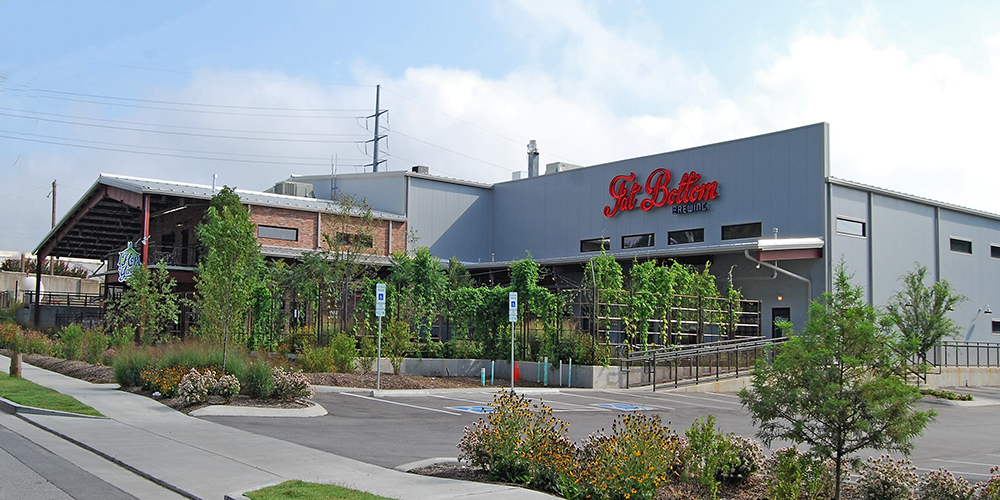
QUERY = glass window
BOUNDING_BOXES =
[992,245,1000,259]
[258,225,298,241]
[621,233,654,249]
[993,320,1000,335]
[668,228,704,245]
[836,218,866,237]
[950,238,972,255]
[580,237,611,253]
[722,222,762,240]
[336,232,374,248]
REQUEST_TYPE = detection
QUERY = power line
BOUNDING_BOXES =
[88,62,374,88]
[29,88,370,112]
[386,127,514,172]
[0,111,367,144]
[0,130,369,167]
[19,93,364,118]
[0,107,369,137]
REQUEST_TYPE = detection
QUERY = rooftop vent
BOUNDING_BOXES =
[411,165,429,174]
[272,181,314,198]
[545,162,582,175]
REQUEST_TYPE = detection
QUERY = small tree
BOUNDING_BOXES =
[739,263,935,500]
[323,192,380,332]
[886,263,967,364]
[195,186,265,370]
[107,259,179,344]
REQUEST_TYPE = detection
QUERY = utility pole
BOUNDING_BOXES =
[49,180,56,275]
[367,85,387,172]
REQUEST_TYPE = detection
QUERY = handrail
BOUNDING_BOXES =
[928,341,1000,368]
[23,291,104,308]
[620,336,789,389]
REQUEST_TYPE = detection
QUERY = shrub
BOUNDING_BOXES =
[140,365,186,397]
[299,345,334,373]
[977,466,1000,500]
[920,468,974,500]
[357,335,376,373]
[58,324,85,360]
[271,366,314,400]
[18,329,56,356]
[244,361,274,399]
[858,455,918,500]
[0,323,21,349]
[108,326,134,351]
[112,348,154,388]
[81,328,106,364]
[329,333,357,373]
[215,373,240,402]
[718,434,765,485]
[684,414,736,497]
[577,412,683,500]
[458,390,577,492]
[178,368,215,405]
[155,340,249,380]
[384,319,410,374]
[762,446,838,500]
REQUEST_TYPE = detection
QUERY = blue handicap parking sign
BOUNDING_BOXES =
[594,403,653,411]
[448,406,494,414]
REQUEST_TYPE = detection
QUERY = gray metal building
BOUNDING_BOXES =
[289,123,1000,342]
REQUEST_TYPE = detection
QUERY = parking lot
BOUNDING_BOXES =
[203,385,1000,480]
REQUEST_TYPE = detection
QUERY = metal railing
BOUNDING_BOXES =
[23,291,104,308]
[620,336,788,389]
[928,341,1000,368]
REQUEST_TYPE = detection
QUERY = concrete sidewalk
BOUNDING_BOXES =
[0,355,554,500]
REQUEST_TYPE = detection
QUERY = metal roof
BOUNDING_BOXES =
[33,173,406,260]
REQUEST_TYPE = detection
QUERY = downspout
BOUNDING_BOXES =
[744,250,812,301]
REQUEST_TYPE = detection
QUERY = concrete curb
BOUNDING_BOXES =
[393,457,462,472]
[190,400,327,418]
[0,395,106,419]
[921,396,1000,407]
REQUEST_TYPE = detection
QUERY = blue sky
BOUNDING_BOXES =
[3,1,1000,253]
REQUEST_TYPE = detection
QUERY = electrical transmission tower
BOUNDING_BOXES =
[366,84,387,172]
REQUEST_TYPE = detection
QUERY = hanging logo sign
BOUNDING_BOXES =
[117,241,141,282]
[604,169,719,217]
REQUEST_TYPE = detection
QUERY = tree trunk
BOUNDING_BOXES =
[834,451,843,500]
[9,352,21,378]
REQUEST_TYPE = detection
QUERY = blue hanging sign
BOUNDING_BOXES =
[117,242,141,282]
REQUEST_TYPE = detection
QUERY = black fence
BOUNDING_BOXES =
[23,291,104,308]
[928,341,1000,368]
[620,336,787,389]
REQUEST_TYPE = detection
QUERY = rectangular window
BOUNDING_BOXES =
[668,228,705,245]
[950,238,972,255]
[992,245,1000,259]
[580,237,611,253]
[722,222,762,240]
[621,233,654,250]
[336,232,374,248]
[258,225,298,241]
[993,320,1000,335]
[836,217,866,237]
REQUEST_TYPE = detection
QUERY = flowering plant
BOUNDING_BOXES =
[857,454,918,500]
[271,366,314,400]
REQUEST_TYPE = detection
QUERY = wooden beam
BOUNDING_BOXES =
[36,186,109,260]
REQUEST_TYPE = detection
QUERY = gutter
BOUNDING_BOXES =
[744,249,812,301]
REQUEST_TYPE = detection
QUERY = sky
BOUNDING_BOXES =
[2,1,1000,254]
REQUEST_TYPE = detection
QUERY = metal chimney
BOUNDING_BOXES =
[527,140,539,178]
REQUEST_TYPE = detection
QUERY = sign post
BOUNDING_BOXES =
[508,291,517,392]
[375,283,386,391]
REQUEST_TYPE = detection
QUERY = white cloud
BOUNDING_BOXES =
[5,2,1000,253]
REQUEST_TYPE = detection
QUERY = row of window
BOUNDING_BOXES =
[257,225,374,248]
[581,222,762,253]
[836,217,1000,259]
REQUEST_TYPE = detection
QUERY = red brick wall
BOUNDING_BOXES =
[250,206,318,249]
[320,213,406,256]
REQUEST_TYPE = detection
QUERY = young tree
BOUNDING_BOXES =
[886,263,967,363]
[108,259,179,344]
[322,192,380,331]
[195,186,265,369]
[739,263,935,500]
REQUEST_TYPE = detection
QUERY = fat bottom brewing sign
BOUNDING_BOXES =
[117,242,141,282]
[604,169,719,217]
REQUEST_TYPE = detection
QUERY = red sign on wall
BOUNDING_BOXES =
[603,169,719,217]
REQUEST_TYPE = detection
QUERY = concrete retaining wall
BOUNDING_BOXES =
[923,367,1000,389]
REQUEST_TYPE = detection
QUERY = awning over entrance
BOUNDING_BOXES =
[754,237,825,262]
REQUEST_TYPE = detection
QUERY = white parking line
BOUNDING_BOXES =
[931,458,1000,468]
[558,392,676,411]
[915,467,993,478]
[618,392,732,411]
[338,392,462,416]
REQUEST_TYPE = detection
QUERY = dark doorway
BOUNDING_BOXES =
[771,307,790,338]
